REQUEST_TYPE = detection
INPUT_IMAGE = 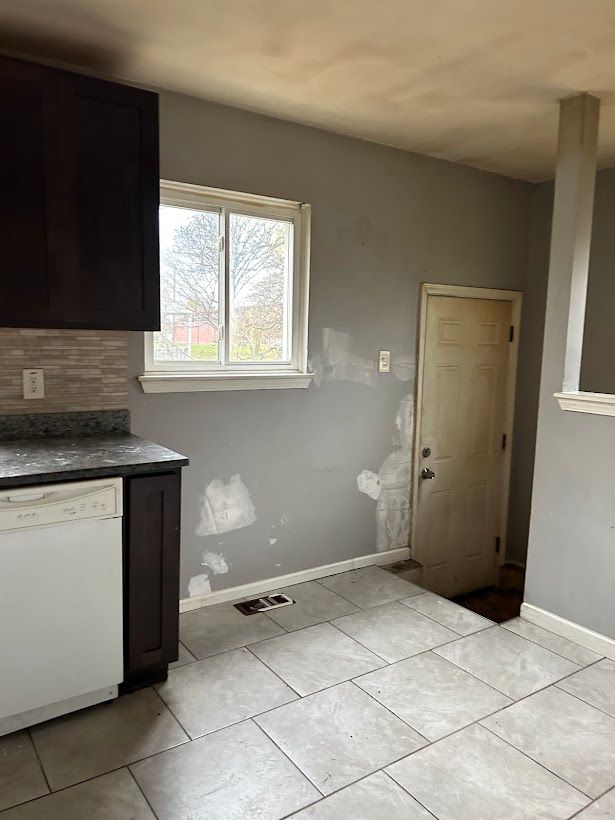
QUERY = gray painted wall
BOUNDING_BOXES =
[506,184,551,567]
[525,171,615,639]
[127,90,533,598]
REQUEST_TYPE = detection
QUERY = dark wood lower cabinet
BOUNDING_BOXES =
[122,470,181,690]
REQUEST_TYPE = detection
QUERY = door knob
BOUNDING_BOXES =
[420,467,436,480]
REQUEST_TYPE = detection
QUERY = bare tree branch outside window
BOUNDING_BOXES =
[155,206,291,363]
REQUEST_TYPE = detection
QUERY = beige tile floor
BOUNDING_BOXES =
[1,566,614,819]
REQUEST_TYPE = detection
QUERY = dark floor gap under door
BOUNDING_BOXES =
[385,560,525,624]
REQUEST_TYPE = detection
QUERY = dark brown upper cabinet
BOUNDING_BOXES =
[0,57,160,330]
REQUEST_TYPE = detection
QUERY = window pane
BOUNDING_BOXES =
[154,205,220,363]
[228,213,292,363]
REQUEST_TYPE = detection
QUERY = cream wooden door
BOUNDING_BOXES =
[416,295,513,597]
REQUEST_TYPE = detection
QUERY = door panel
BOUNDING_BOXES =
[416,295,513,597]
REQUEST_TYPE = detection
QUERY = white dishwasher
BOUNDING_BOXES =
[0,477,124,736]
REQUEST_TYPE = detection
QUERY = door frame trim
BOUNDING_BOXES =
[412,283,523,573]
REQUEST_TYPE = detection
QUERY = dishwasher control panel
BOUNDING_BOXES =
[0,478,122,531]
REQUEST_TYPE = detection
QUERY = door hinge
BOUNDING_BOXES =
[495,536,501,554]
[501,433,507,451]
[509,325,515,342]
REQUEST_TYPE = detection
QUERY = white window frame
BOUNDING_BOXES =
[139,180,312,393]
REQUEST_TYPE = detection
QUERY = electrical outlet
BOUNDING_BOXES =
[22,369,45,400]
[378,350,391,373]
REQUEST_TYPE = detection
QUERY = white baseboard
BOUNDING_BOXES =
[180,547,411,613]
[521,602,615,661]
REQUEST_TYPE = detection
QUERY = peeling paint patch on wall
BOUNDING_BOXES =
[187,550,230,598]
[311,328,377,388]
[188,574,212,597]
[357,469,380,500]
[357,394,414,552]
[196,474,256,536]
[201,551,230,575]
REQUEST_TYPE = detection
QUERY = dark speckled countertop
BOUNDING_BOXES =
[0,434,189,488]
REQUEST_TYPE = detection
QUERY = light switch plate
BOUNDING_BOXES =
[378,350,391,373]
[22,369,45,400]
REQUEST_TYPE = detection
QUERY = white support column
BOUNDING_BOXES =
[548,94,599,395]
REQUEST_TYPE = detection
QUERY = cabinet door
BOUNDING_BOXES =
[0,60,56,326]
[125,473,181,685]
[0,56,160,331]
[61,74,160,330]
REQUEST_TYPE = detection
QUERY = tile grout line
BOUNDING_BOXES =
[277,768,440,820]
[398,593,496,636]
[345,679,430,745]
[330,615,464,665]
[245,618,390,677]
[381,702,597,812]
[325,618,395,665]
[20,691,194,802]
[552,674,615,722]
[126,766,161,820]
[479,722,595,802]
[149,685,192,743]
[254,704,438,812]
[353,672,514,747]
[568,785,615,818]
[243,644,305,698]
[0,764,151,815]
[247,717,328,801]
[378,770,439,819]
[429,626,594,700]
[499,623,605,666]
[312,572,424,610]
[26,726,52,795]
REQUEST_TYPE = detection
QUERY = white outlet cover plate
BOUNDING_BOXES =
[22,368,45,400]
[378,350,391,373]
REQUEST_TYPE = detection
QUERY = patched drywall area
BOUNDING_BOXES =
[195,474,256,537]
[128,90,534,598]
[357,394,414,551]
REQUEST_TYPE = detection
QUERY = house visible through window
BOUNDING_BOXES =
[141,181,311,392]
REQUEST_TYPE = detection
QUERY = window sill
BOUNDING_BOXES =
[138,371,313,393]
[554,391,615,417]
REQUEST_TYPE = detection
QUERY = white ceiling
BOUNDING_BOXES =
[3,0,615,180]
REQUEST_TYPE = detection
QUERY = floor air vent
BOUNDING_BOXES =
[234,593,294,615]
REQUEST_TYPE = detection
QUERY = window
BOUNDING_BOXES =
[139,181,311,392]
